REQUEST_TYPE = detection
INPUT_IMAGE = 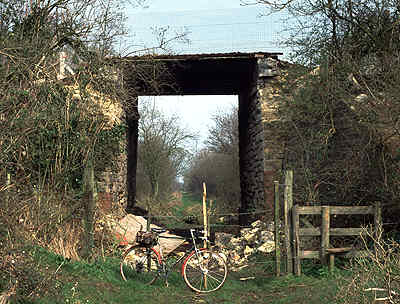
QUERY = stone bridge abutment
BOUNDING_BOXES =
[120,52,283,225]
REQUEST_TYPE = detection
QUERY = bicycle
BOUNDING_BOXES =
[120,227,228,293]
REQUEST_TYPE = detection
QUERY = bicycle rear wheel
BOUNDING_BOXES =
[183,249,227,293]
[120,246,161,285]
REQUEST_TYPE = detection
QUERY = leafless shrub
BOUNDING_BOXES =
[337,226,400,303]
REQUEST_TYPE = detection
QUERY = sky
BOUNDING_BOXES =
[139,95,238,150]
[124,1,287,55]
[127,1,287,149]
[136,0,245,12]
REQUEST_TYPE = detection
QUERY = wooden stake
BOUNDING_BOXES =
[329,254,335,273]
[374,202,382,257]
[374,202,382,239]
[83,159,96,260]
[6,172,10,187]
[274,181,281,276]
[283,170,293,274]
[6,171,10,208]
[202,182,208,290]
[321,206,330,265]
[292,205,301,275]
[202,182,208,249]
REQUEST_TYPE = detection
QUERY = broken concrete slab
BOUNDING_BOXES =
[108,214,185,255]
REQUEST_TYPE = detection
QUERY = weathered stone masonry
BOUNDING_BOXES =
[258,58,285,211]
[238,61,265,222]
[101,53,284,224]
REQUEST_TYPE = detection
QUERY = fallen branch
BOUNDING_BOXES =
[240,276,256,281]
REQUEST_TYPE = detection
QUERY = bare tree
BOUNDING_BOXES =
[0,0,173,264]
[0,0,194,299]
[185,106,240,213]
[205,106,239,155]
[250,0,400,216]
[137,100,196,203]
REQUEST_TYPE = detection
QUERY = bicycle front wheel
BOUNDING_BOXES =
[120,246,161,285]
[183,249,227,293]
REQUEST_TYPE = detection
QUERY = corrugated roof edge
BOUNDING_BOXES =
[119,51,283,61]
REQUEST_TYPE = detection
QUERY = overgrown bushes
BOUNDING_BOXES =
[254,1,400,227]
[337,228,400,303]
[0,0,131,269]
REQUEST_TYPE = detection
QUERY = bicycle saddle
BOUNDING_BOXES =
[151,227,167,234]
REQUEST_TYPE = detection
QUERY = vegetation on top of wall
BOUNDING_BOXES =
[260,0,400,220]
[0,0,154,266]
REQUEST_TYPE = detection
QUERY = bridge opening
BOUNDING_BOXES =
[135,95,239,209]
[123,52,281,225]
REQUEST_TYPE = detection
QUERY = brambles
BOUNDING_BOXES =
[337,227,400,303]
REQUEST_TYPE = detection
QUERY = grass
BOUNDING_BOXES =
[4,193,350,303]
[7,246,347,304]
[153,192,204,230]
[173,191,203,218]
[181,192,202,208]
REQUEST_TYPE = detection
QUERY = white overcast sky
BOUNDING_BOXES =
[137,0,245,12]
[139,95,238,150]
[124,1,286,55]
[127,1,286,148]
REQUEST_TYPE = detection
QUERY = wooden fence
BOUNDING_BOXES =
[274,170,382,276]
[292,203,382,275]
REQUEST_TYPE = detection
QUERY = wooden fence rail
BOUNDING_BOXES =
[273,170,382,276]
[292,202,382,275]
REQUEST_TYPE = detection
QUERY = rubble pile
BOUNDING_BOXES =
[104,214,186,254]
[214,220,275,271]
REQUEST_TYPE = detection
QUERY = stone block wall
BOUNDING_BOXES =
[96,55,287,221]
[97,152,127,215]
[257,58,285,211]
[238,63,266,223]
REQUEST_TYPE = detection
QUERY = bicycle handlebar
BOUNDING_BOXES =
[190,228,208,241]
[137,226,207,241]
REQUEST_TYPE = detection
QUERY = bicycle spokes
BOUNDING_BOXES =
[120,246,161,285]
[120,228,228,293]
[183,250,228,293]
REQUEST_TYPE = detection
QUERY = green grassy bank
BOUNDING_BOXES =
[3,246,346,304]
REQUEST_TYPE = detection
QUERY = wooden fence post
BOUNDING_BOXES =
[292,204,301,275]
[5,171,10,207]
[373,202,382,260]
[202,182,208,289]
[208,199,213,244]
[374,202,382,239]
[202,183,208,249]
[284,170,293,274]
[321,206,330,265]
[274,181,281,276]
[293,205,378,270]
[82,159,96,260]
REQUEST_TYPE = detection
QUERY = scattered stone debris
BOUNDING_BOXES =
[110,215,275,272]
[105,214,185,254]
[214,220,275,271]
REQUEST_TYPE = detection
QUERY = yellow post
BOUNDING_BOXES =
[202,182,208,289]
[202,182,208,249]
